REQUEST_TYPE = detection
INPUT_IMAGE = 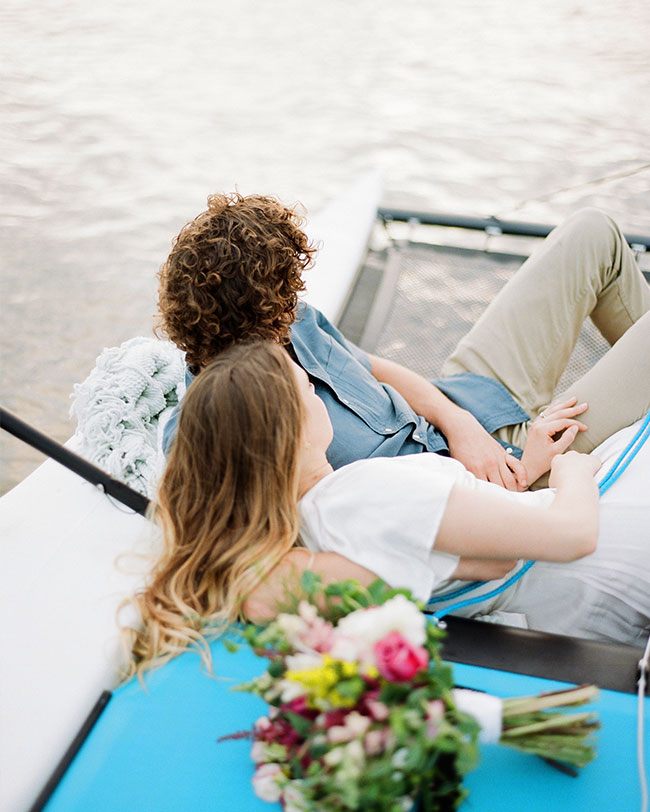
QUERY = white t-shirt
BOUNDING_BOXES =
[299,451,557,602]
[299,454,471,601]
[298,419,650,645]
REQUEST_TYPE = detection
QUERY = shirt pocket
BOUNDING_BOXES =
[324,352,414,434]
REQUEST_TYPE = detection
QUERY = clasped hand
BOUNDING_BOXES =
[521,396,589,484]
[446,397,588,491]
[446,409,528,491]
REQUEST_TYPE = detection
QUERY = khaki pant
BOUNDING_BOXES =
[442,208,650,461]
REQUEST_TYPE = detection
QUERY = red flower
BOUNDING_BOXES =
[282,696,314,717]
[322,708,349,729]
[374,631,429,682]
[255,716,302,748]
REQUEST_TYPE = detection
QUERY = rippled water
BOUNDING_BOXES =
[1,0,649,493]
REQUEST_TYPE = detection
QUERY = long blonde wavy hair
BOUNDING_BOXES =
[123,341,304,678]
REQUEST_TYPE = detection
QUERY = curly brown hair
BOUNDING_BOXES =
[157,193,316,368]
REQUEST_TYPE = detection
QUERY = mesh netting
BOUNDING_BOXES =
[365,242,610,396]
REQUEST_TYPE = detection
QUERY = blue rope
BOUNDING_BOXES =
[427,412,650,621]
[596,411,650,493]
[425,580,487,604]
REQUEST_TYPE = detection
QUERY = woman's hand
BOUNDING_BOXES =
[452,556,519,581]
[549,450,602,489]
[521,397,588,484]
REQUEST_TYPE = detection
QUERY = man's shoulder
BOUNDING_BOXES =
[293,301,327,330]
[291,301,340,348]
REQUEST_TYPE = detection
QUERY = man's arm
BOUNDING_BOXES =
[368,354,528,490]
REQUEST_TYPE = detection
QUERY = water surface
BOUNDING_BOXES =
[1,0,649,492]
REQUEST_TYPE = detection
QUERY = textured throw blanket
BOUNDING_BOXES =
[70,337,185,497]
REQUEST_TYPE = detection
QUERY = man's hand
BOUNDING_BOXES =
[446,409,528,491]
[367,354,526,490]
[522,397,588,484]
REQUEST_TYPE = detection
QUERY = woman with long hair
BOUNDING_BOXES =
[126,341,650,676]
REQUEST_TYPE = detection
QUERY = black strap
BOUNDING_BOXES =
[1,407,151,516]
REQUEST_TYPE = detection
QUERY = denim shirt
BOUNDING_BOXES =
[162,302,529,465]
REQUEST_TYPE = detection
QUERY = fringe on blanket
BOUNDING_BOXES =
[70,337,185,497]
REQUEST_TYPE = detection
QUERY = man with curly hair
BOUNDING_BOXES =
[158,194,650,491]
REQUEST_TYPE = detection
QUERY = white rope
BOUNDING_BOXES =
[495,162,650,218]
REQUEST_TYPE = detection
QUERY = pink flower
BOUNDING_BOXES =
[364,699,389,721]
[426,699,444,738]
[326,711,371,744]
[364,728,388,756]
[374,631,429,682]
[252,763,284,802]
[301,616,335,653]
[254,716,272,732]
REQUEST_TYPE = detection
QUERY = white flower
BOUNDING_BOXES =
[275,613,309,647]
[254,716,271,733]
[277,678,307,703]
[327,725,354,744]
[346,711,371,737]
[327,711,371,744]
[345,739,366,768]
[298,600,319,624]
[252,763,284,802]
[324,746,345,767]
[283,784,309,812]
[392,747,409,769]
[328,634,365,662]
[250,741,267,763]
[285,652,324,672]
[332,595,426,664]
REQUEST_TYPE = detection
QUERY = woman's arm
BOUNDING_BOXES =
[243,550,518,623]
[242,549,379,623]
[435,451,601,563]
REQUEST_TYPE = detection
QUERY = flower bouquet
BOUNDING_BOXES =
[228,576,599,812]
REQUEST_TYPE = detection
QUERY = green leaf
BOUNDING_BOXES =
[366,579,392,603]
[267,659,286,678]
[285,711,313,738]
[335,676,365,699]
[300,570,323,596]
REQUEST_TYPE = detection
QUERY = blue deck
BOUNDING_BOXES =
[44,639,646,812]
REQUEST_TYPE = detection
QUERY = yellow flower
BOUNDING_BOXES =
[284,655,362,708]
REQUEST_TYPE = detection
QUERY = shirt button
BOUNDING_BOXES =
[342,399,349,405]
[506,447,513,454]
[384,427,391,432]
